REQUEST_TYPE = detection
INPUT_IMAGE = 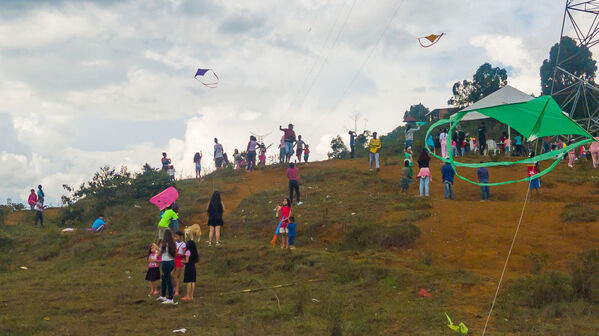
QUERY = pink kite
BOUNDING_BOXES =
[150,186,179,210]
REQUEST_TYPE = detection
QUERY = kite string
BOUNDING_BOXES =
[482,186,531,336]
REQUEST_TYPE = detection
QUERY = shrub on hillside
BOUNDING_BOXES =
[508,272,574,308]
[560,203,598,222]
[571,249,599,302]
[337,223,420,250]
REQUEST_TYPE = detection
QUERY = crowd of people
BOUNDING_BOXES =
[159,124,310,181]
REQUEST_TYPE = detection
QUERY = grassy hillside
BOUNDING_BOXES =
[1,156,599,335]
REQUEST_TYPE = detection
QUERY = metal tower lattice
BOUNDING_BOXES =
[552,0,599,134]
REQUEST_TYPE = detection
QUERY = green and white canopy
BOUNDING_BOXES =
[425,86,596,186]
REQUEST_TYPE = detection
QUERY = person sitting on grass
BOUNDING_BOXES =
[182,240,199,301]
[88,215,106,233]
[288,216,297,250]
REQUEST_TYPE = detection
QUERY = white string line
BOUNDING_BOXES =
[328,0,407,114]
[482,186,531,336]
[296,0,360,110]
[285,1,348,114]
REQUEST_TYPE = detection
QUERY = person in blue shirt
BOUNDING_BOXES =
[348,131,356,159]
[441,162,455,200]
[89,215,106,233]
[288,216,297,249]
[476,162,490,201]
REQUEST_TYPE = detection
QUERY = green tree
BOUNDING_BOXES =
[540,36,597,118]
[328,135,350,159]
[403,103,429,122]
[448,62,508,108]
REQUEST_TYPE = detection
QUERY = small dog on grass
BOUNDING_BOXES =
[184,224,202,244]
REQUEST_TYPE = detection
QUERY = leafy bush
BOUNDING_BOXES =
[380,223,421,249]
[560,203,598,222]
[571,250,599,302]
[337,223,420,250]
[508,272,574,308]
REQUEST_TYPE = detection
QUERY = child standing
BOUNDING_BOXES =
[193,152,202,179]
[167,165,176,181]
[303,145,310,163]
[504,137,511,155]
[401,160,411,193]
[477,162,490,201]
[568,140,576,168]
[182,241,199,301]
[146,243,161,296]
[173,231,187,297]
[34,198,44,228]
[528,153,541,200]
[288,216,297,249]
[276,198,292,249]
[441,162,455,200]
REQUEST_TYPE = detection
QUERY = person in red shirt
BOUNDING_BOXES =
[287,163,302,205]
[28,189,37,210]
[276,198,292,249]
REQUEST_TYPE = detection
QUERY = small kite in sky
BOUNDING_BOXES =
[194,68,219,88]
[418,33,445,48]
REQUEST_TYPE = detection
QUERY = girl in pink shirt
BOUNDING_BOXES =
[145,243,161,296]
[276,198,292,249]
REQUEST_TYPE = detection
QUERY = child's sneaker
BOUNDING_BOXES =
[297,201,303,206]
[208,241,212,246]
[289,246,296,250]
[157,296,167,302]
[161,299,177,305]
[215,242,221,246]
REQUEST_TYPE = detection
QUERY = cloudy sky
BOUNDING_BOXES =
[0,0,586,204]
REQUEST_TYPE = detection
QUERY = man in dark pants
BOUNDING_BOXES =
[478,122,487,155]
[287,163,302,205]
[349,130,356,158]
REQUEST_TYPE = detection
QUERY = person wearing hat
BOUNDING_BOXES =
[280,124,296,163]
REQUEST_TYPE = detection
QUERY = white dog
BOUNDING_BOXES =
[184,224,202,243]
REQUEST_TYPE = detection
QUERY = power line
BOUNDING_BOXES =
[284,1,348,113]
[329,0,407,114]
[295,0,361,111]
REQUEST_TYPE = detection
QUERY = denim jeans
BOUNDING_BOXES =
[161,260,175,299]
[369,152,380,169]
[444,181,453,199]
[481,186,490,200]
[419,176,430,196]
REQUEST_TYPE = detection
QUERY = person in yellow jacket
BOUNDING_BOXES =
[369,132,382,172]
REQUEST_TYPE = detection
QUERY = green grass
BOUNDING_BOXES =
[560,203,598,223]
[3,161,599,335]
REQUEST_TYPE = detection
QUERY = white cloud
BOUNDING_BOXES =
[470,35,540,95]
[0,0,580,204]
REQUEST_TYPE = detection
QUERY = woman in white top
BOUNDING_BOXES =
[439,129,448,159]
[156,229,177,304]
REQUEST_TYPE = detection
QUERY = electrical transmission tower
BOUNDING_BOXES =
[249,131,271,144]
[552,0,599,133]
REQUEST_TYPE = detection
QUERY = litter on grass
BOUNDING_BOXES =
[61,228,75,233]
[19,266,28,270]
[173,328,187,333]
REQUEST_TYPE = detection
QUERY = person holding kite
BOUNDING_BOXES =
[206,191,224,246]
[273,198,292,249]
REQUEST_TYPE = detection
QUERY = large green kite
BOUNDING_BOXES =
[425,90,596,186]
